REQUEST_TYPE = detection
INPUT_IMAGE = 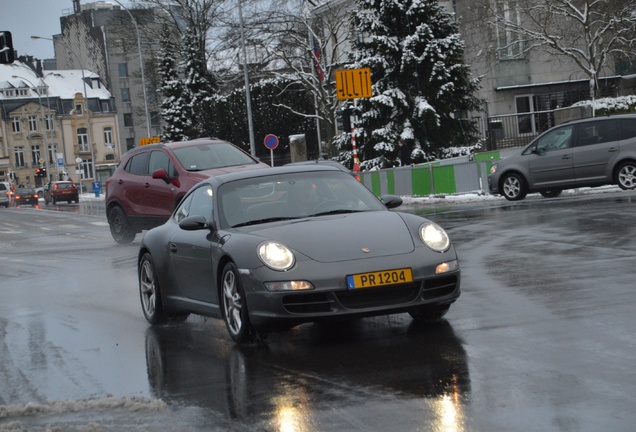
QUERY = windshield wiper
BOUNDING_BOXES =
[232,217,297,228]
[309,209,362,217]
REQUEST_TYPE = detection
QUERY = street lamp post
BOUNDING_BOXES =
[12,75,51,184]
[31,35,97,183]
[111,0,151,137]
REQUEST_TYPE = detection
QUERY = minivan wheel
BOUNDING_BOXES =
[616,161,636,190]
[540,190,562,198]
[108,206,136,244]
[501,173,527,201]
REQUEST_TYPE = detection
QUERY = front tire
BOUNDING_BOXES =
[221,262,257,343]
[108,206,136,244]
[501,173,527,201]
[616,161,636,190]
[139,253,167,325]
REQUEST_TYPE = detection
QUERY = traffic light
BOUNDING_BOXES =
[0,31,15,65]
[35,168,42,178]
[336,107,351,132]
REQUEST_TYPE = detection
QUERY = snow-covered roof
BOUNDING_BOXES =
[0,60,111,100]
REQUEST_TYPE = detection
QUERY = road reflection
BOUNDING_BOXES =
[144,319,471,430]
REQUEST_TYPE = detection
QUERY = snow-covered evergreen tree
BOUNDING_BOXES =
[180,27,215,138]
[158,26,191,142]
[349,0,481,169]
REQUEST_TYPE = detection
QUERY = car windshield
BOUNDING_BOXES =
[172,143,257,172]
[219,171,386,228]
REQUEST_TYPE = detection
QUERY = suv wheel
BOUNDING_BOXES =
[501,173,527,201]
[108,206,136,244]
[616,161,636,190]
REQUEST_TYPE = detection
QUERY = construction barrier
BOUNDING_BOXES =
[359,149,520,197]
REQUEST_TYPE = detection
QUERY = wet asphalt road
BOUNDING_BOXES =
[0,190,635,431]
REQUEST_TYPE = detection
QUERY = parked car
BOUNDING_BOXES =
[44,181,79,205]
[488,114,636,200]
[105,137,269,244]
[14,187,39,206]
[0,181,12,207]
[137,165,461,343]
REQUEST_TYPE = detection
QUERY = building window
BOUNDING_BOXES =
[31,145,41,167]
[495,0,524,59]
[121,88,130,102]
[48,143,57,165]
[11,117,21,133]
[45,114,55,130]
[123,113,133,127]
[75,103,83,115]
[150,110,160,127]
[104,127,113,147]
[14,146,25,168]
[28,115,38,131]
[77,127,90,153]
[126,137,135,151]
[80,159,93,179]
[118,63,128,77]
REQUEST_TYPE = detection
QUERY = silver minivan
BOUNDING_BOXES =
[488,115,636,200]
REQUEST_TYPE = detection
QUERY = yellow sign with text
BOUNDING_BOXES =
[140,136,161,146]
[335,68,372,100]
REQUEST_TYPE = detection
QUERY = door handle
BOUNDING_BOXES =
[562,155,571,159]
[170,243,177,253]
[608,147,617,152]
[117,179,124,184]
[144,183,151,188]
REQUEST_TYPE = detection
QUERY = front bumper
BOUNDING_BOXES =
[240,252,461,330]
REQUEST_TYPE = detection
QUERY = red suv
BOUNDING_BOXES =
[105,138,269,243]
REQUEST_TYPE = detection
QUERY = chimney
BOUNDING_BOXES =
[73,0,81,14]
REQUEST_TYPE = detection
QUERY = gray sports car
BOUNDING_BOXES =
[138,165,461,342]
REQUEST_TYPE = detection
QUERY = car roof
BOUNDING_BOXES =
[120,137,235,157]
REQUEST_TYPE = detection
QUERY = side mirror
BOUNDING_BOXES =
[179,215,209,231]
[380,194,403,209]
[151,168,170,184]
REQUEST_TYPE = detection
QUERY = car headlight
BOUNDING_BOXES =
[490,163,498,175]
[419,223,450,252]
[258,241,295,271]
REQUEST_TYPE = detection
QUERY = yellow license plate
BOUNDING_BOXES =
[346,268,413,289]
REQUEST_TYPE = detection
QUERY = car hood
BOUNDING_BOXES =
[246,211,415,263]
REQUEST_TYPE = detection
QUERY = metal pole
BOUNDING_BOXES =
[237,0,256,155]
[32,36,97,182]
[111,0,151,136]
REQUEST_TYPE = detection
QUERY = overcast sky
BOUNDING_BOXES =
[0,0,132,61]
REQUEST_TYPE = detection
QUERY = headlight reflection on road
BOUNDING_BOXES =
[273,404,306,432]
[429,377,466,432]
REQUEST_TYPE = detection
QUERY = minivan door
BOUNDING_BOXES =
[572,119,618,184]
[527,124,575,188]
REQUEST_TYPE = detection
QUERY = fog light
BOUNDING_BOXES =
[436,260,459,274]
[264,281,314,292]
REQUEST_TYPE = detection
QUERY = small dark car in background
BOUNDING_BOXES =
[14,188,39,206]
[105,137,269,244]
[44,181,79,205]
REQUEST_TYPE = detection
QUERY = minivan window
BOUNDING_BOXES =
[619,118,636,140]
[575,119,617,147]
[126,152,150,175]
[524,125,573,154]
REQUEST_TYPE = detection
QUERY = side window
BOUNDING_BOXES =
[173,193,193,223]
[534,125,573,152]
[619,118,636,140]
[188,185,214,220]
[148,150,170,175]
[575,120,617,147]
[125,152,149,175]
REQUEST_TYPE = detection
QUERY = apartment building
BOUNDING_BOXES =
[52,0,163,157]
[0,60,118,191]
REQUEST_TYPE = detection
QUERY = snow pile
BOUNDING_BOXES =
[572,95,636,115]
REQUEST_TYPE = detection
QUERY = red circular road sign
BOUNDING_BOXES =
[264,134,279,150]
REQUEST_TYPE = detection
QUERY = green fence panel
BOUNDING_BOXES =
[432,165,457,194]
[411,167,432,196]
[370,171,381,196]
